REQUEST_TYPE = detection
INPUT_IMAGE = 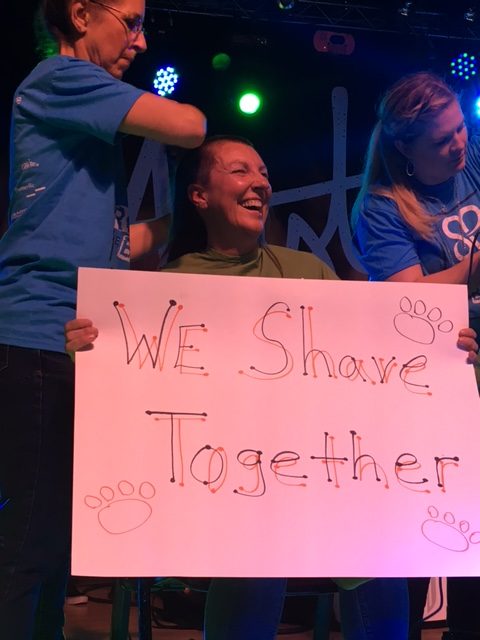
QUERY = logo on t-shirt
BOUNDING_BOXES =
[113,205,130,263]
[443,204,480,261]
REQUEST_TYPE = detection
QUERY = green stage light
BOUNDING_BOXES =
[212,53,231,70]
[238,92,262,116]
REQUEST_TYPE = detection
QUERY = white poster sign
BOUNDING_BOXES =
[72,267,480,578]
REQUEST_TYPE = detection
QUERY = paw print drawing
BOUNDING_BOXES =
[421,506,480,552]
[394,297,453,345]
[84,480,156,534]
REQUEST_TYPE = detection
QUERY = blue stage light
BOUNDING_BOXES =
[450,53,477,81]
[474,96,480,119]
[153,66,179,97]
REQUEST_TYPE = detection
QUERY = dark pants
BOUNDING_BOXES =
[204,577,409,639]
[444,577,480,639]
[407,577,480,640]
[0,345,74,640]
[408,577,431,640]
[339,578,410,640]
[204,578,287,639]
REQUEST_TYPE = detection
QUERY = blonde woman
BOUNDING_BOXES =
[353,71,480,640]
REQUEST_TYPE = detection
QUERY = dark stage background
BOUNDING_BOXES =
[3,0,480,278]
[1,2,478,624]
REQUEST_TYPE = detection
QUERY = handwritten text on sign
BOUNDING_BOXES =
[72,268,480,578]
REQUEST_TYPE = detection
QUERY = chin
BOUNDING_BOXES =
[105,63,125,79]
[453,155,466,173]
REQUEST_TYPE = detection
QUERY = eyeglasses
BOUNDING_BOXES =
[90,0,144,38]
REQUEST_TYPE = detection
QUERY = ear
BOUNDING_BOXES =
[394,139,410,160]
[70,0,90,35]
[188,183,208,210]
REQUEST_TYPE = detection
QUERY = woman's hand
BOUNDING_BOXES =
[457,327,479,364]
[467,250,480,293]
[65,318,98,361]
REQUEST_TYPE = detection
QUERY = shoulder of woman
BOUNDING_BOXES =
[359,188,401,220]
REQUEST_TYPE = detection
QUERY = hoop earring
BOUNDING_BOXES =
[406,160,415,177]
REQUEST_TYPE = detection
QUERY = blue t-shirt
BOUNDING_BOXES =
[355,135,480,335]
[0,56,145,352]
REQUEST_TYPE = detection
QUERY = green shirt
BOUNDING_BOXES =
[163,244,338,281]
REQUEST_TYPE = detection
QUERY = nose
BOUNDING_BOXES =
[133,30,147,53]
[252,172,272,196]
[452,130,466,153]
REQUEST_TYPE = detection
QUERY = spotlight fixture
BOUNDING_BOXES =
[398,1,413,17]
[450,53,477,81]
[277,0,295,9]
[238,92,262,116]
[464,8,476,22]
[474,96,480,119]
[212,53,231,71]
[153,66,179,97]
[313,30,355,55]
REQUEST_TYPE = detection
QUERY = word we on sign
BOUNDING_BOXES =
[72,268,480,578]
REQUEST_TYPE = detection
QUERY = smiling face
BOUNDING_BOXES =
[73,0,147,78]
[189,140,272,255]
[396,99,468,185]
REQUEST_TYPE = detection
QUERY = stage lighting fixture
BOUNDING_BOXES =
[238,92,262,116]
[464,8,476,22]
[398,1,413,17]
[153,66,179,97]
[474,96,480,119]
[212,53,231,70]
[277,0,295,10]
[450,53,477,81]
[313,30,355,55]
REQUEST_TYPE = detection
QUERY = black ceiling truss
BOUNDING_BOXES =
[146,1,480,40]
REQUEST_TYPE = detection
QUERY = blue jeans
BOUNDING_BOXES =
[339,578,409,640]
[0,345,74,640]
[204,578,287,639]
[204,577,409,639]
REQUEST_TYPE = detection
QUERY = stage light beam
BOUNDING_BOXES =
[153,66,179,97]
[474,96,480,119]
[450,53,477,81]
[212,53,231,70]
[238,92,262,116]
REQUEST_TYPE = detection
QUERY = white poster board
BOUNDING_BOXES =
[72,267,480,578]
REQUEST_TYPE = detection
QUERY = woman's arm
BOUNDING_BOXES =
[119,93,206,148]
[387,252,480,291]
[356,193,480,291]
[130,217,169,261]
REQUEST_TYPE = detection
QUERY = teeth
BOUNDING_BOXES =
[241,199,262,210]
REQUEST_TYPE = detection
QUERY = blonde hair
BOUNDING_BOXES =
[352,72,458,238]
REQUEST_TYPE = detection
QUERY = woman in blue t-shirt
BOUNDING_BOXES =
[0,0,206,637]
[353,72,480,640]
